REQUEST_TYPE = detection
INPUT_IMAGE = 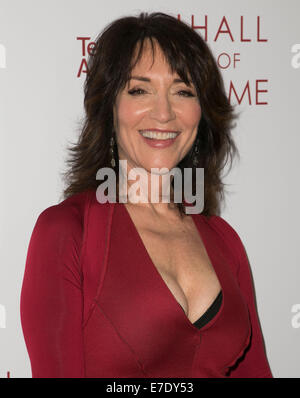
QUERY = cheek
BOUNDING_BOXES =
[181,102,202,127]
[116,97,145,130]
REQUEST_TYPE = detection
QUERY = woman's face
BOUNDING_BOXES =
[113,40,202,174]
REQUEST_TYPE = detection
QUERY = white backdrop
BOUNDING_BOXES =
[0,0,299,378]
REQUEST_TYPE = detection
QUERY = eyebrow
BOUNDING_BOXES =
[130,75,191,85]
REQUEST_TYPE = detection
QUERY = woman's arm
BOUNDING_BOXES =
[20,204,85,377]
[211,216,273,378]
[229,236,273,377]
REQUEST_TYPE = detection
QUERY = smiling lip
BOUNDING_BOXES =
[139,128,181,133]
[138,128,181,149]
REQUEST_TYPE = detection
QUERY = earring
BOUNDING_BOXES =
[193,137,200,166]
[110,136,116,168]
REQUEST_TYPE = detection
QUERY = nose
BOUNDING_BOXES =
[149,93,176,122]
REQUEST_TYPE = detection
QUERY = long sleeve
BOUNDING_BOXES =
[20,204,85,378]
[215,217,273,378]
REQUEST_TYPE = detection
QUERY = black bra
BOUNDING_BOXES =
[180,290,223,329]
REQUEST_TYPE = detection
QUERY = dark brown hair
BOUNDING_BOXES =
[61,11,239,216]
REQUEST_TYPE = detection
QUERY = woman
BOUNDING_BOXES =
[20,12,273,378]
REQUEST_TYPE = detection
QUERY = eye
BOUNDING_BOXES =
[177,90,196,97]
[128,88,146,95]
[127,88,196,97]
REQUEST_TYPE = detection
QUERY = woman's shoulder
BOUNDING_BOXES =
[33,189,94,238]
[203,214,242,241]
[200,214,246,264]
[23,190,96,296]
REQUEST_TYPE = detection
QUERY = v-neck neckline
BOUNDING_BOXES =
[119,202,225,333]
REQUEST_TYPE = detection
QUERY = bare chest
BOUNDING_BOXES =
[127,208,222,323]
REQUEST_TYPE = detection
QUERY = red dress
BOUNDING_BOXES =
[20,189,273,378]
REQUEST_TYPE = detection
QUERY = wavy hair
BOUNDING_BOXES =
[61,11,239,217]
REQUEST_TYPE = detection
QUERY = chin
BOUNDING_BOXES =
[144,158,177,171]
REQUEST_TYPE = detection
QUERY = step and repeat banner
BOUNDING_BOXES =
[0,0,299,378]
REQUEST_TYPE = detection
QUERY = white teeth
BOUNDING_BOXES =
[139,131,179,140]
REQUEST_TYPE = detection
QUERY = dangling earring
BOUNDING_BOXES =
[193,137,200,166]
[110,135,116,168]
